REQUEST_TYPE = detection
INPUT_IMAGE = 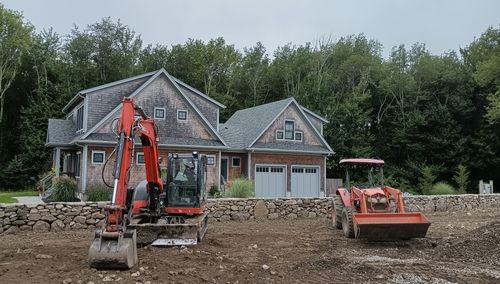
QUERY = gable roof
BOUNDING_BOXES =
[62,71,157,113]
[80,69,227,147]
[220,98,333,154]
[46,119,77,146]
[171,76,226,108]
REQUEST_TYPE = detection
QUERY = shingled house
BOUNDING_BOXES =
[46,69,333,199]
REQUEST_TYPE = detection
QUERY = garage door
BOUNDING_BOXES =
[255,165,286,197]
[291,166,320,197]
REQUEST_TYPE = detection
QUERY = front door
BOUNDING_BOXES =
[221,157,229,183]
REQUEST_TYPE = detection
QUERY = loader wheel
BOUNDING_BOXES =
[332,196,343,229]
[341,207,355,238]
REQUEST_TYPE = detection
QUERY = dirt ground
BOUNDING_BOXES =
[1,207,500,284]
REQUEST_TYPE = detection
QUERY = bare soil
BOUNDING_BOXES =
[1,208,500,284]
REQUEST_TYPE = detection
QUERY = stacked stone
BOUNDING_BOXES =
[404,194,500,213]
[0,202,106,234]
[206,198,332,222]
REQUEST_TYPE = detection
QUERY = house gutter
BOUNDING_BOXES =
[245,147,333,156]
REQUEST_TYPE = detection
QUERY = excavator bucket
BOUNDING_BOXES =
[353,212,430,240]
[129,213,209,246]
[88,229,138,270]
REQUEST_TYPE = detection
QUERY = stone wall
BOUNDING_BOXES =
[1,194,499,234]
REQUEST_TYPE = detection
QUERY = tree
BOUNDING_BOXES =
[419,166,436,195]
[453,165,470,194]
[0,4,32,123]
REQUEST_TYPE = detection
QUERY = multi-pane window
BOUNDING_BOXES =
[92,151,105,164]
[284,120,295,140]
[75,153,81,177]
[177,110,187,121]
[154,107,166,119]
[76,105,84,131]
[276,130,284,140]
[207,156,215,166]
[295,131,303,141]
[136,152,145,165]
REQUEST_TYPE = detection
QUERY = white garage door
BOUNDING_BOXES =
[255,165,286,197]
[291,166,320,197]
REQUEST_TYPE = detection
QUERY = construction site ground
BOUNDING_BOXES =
[1,207,500,284]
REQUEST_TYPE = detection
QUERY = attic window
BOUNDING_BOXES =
[154,107,166,120]
[177,110,187,121]
[284,120,295,140]
[295,131,303,142]
[276,130,284,140]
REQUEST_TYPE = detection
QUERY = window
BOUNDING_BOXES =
[154,107,166,120]
[276,130,284,140]
[76,105,84,132]
[207,155,215,166]
[92,151,105,164]
[177,110,187,121]
[295,131,303,142]
[75,152,81,177]
[136,152,145,165]
[284,120,294,140]
[232,157,241,167]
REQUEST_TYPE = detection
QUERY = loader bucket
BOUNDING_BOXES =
[88,229,138,270]
[353,212,430,240]
[129,213,208,246]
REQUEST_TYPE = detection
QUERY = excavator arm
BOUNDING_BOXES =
[89,97,162,269]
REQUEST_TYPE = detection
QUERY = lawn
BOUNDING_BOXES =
[0,191,39,203]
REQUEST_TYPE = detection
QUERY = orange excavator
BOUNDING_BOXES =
[332,158,430,240]
[88,97,208,269]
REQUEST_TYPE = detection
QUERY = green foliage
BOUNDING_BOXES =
[51,177,78,202]
[208,185,221,198]
[453,165,470,194]
[86,185,113,201]
[419,166,436,195]
[430,182,456,195]
[225,177,254,198]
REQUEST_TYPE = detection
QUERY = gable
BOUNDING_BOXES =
[91,74,219,143]
[179,84,219,129]
[256,103,323,146]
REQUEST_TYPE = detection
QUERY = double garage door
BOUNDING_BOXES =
[254,165,320,197]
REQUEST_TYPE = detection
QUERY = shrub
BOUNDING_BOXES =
[418,166,436,195]
[209,185,221,198]
[51,176,79,202]
[430,182,456,195]
[453,164,470,194]
[87,185,113,201]
[225,177,254,198]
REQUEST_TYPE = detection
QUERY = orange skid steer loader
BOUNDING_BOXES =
[332,159,430,240]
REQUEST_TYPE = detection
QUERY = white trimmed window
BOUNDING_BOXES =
[295,131,303,142]
[75,152,81,177]
[76,104,84,132]
[207,155,215,166]
[276,130,284,140]
[154,107,166,120]
[136,152,145,165]
[177,110,188,121]
[91,151,106,165]
[284,120,295,140]
[232,157,241,167]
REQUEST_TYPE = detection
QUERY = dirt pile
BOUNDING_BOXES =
[436,219,500,264]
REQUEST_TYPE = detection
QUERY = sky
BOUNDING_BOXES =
[2,0,500,58]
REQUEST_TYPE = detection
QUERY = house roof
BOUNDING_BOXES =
[220,98,293,149]
[171,76,226,108]
[62,71,157,113]
[46,119,77,146]
[220,97,333,154]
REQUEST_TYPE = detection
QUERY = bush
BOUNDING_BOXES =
[430,182,456,195]
[51,176,79,202]
[209,185,221,198]
[225,177,254,198]
[87,185,113,201]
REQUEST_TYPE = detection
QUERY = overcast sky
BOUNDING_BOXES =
[2,0,500,58]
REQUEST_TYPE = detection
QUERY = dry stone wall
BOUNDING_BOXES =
[1,194,499,234]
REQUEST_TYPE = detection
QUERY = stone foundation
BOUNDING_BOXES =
[1,194,499,234]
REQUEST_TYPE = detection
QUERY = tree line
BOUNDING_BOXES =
[0,4,499,193]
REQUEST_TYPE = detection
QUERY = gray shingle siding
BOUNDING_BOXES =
[179,84,219,129]
[304,113,323,134]
[86,76,150,130]
[46,119,77,145]
[84,133,224,147]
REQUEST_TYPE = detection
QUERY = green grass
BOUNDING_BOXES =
[0,190,39,203]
